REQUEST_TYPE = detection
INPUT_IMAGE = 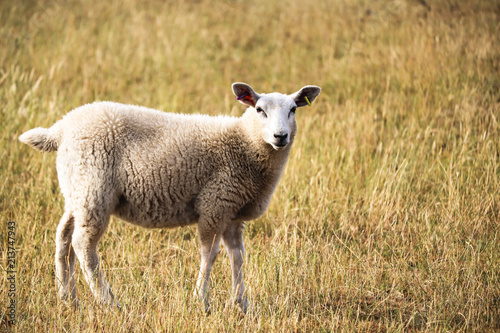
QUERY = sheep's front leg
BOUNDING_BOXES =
[195,220,223,313]
[72,211,118,307]
[223,222,249,313]
[55,211,78,306]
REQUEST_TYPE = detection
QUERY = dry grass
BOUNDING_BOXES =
[1,0,499,331]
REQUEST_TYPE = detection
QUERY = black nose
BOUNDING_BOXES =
[274,133,288,145]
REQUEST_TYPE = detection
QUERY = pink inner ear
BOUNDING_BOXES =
[236,92,250,101]
[237,91,255,105]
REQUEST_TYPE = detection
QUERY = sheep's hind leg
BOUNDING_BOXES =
[72,210,118,307]
[55,211,78,307]
[195,219,223,313]
[223,222,249,313]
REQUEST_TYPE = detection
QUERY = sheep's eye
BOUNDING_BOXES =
[256,107,267,117]
[290,107,296,114]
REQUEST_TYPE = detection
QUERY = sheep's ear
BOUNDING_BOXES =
[232,82,260,107]
[290,85,321,107]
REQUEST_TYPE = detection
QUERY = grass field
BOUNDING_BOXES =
[1,0,499,331]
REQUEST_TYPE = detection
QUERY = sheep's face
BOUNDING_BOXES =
[253,93,297,150]
[232,82,322,151]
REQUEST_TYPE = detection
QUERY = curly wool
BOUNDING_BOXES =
[23,102,288,228]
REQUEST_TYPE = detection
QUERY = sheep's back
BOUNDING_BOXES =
[56,102,244,227]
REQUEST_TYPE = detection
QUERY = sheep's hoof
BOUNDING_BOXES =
[203,301,212,315]
[194,291,212,314]
[223,298,249,315]
[104,298,121,310]
[237,297,249,314]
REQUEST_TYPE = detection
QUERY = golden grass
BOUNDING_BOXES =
[1,0,499,331]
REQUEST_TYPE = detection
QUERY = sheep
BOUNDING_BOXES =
[19,82,321,312]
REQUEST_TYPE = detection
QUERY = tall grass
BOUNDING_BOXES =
[1,0,499,331]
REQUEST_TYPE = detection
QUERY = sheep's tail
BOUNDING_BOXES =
[19,127,60,152]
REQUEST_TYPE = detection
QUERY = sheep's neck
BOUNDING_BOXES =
[237,118,293,182]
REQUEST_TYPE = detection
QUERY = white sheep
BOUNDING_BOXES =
[19,82,321,312]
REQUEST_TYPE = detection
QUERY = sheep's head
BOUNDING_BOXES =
[232,82,321,151]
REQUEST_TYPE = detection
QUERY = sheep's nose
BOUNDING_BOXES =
[274,133,288,145]
[274,133,288,140]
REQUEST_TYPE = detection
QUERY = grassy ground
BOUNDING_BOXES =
[1,0,499,331]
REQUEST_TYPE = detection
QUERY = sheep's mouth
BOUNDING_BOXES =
[271,143,288,151]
